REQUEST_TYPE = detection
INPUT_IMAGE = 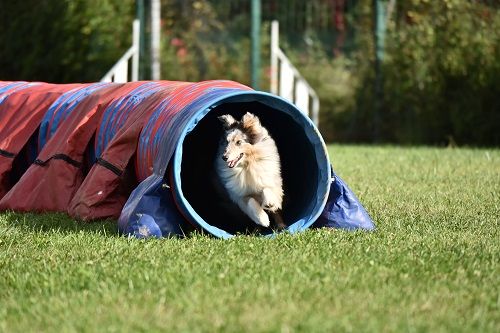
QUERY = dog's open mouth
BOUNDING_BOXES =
[227,153,243,168]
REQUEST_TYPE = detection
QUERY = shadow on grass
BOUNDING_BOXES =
[0,211,119,236]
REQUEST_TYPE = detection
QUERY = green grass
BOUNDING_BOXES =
[0,145,498,332]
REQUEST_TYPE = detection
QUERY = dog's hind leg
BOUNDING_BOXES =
[237,197,270,227]
[269,210,287,230]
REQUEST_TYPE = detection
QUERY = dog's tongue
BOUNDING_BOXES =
[227,154,242,168]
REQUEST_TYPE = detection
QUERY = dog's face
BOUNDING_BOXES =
[221,127,250,168]
[218,113,264,169]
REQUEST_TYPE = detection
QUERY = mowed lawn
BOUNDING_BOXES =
[0,145,498,332]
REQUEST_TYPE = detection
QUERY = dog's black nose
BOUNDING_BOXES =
[222,156,228,161]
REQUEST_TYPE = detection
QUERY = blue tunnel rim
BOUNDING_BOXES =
[171,90,331,239]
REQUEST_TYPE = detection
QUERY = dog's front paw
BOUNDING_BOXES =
[262,190,281,212]
[256,210,270,228]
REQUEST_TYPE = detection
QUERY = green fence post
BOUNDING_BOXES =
[373,0,386,142]
[251,0,261,90]
[137,0,146,80]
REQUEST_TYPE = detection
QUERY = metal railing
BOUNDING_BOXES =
[101,19,139,83]
[270,20,320,126]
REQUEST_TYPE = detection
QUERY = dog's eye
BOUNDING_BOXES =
[236,140,242,146]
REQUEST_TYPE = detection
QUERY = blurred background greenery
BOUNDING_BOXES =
[0,0,499,146]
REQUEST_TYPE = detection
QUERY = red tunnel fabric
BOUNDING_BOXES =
[69,81,190,220]
[0,83,80,199]
[0,82,136,212]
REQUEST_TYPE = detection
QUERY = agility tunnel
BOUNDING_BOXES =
[0,80,374,238]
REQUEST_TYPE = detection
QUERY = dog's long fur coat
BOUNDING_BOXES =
[215,112,285,229]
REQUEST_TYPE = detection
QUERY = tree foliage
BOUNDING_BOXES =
[0,0,134,83]
[383,0,500,145]
[305,0,500,145]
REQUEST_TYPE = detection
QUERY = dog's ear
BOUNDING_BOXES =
[218,114,237,130]
[241,112,265,144]
[241,112,261,131]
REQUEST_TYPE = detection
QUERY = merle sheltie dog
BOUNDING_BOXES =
[215,112,286,230]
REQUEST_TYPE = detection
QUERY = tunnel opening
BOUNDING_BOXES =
[179,101,321,235]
